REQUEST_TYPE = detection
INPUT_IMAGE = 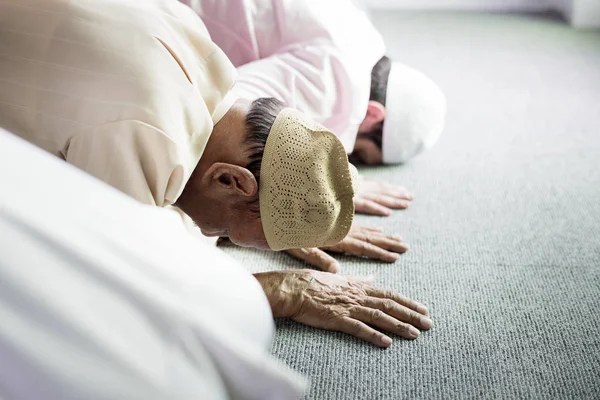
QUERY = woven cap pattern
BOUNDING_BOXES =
[259,108,355,251]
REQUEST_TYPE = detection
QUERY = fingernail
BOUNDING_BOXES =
[421,317,433,329]
[417,305,429,315]
[381,336,393,346]
[409,327,420,338]
[392,235,402,240]
[334,264,342,273]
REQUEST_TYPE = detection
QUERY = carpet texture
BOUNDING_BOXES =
[221,11,600,399]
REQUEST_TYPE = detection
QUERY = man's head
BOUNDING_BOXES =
[176,98,356,250]
[351,56,447,165]
[351,56,391,165]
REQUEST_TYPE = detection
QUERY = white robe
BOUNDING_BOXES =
[0,130,306,400]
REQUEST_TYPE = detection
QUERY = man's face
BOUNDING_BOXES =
[194,197,270,250]
[350,132,383,165]
[352,101,385,165]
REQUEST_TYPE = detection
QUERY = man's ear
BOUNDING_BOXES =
[359,101,386,132]
[204,162,258,198]
[366,101,386,123]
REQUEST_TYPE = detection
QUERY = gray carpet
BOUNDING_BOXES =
[221,11,600,399]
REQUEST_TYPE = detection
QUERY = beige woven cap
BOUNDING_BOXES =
[259,108,358,251]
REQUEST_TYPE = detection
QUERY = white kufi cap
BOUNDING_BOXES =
[382,63,447,164]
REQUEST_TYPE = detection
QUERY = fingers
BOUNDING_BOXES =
[355,225,385,234]
[354,179,414,214]
[351,224,399,239]
[331,317,393,348]
[364,287,429,316]
[350,306,422,340]
[286,248,340,273]
[350,231,409,254]
[373,183,414,200]
[353,198,392,216]
[360,193,411,209]
[360,297,432,329]
[372,237,409,254]
[284,270,432,348]
[328,238,400,262]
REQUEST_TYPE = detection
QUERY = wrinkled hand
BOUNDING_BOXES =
[354,179,414,216]
[254,269,432,347]
[285,225,408,273]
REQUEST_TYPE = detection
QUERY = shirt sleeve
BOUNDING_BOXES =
[230,0,386,154]
[232,44,362,153]
[64,120,187,207]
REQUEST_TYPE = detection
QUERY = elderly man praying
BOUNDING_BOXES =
[0,0,432,352]
[0,0,410,270]
[175,0,447,269]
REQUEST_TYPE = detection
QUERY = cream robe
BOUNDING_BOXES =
[0,0,237,207]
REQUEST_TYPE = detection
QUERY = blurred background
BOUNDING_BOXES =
[362,0,600,28]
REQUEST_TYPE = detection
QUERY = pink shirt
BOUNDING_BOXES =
[181,0,386,152]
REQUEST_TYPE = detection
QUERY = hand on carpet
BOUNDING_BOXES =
[285,225,408,273]
[253,269,432,347]
[354,178,413,216]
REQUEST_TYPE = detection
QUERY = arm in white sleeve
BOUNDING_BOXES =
[233,44,364,153]
[181,0,386,152]
[233,0,386,153]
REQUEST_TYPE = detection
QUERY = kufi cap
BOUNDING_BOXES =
[382,63,447,164]
[260,108,357,251]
